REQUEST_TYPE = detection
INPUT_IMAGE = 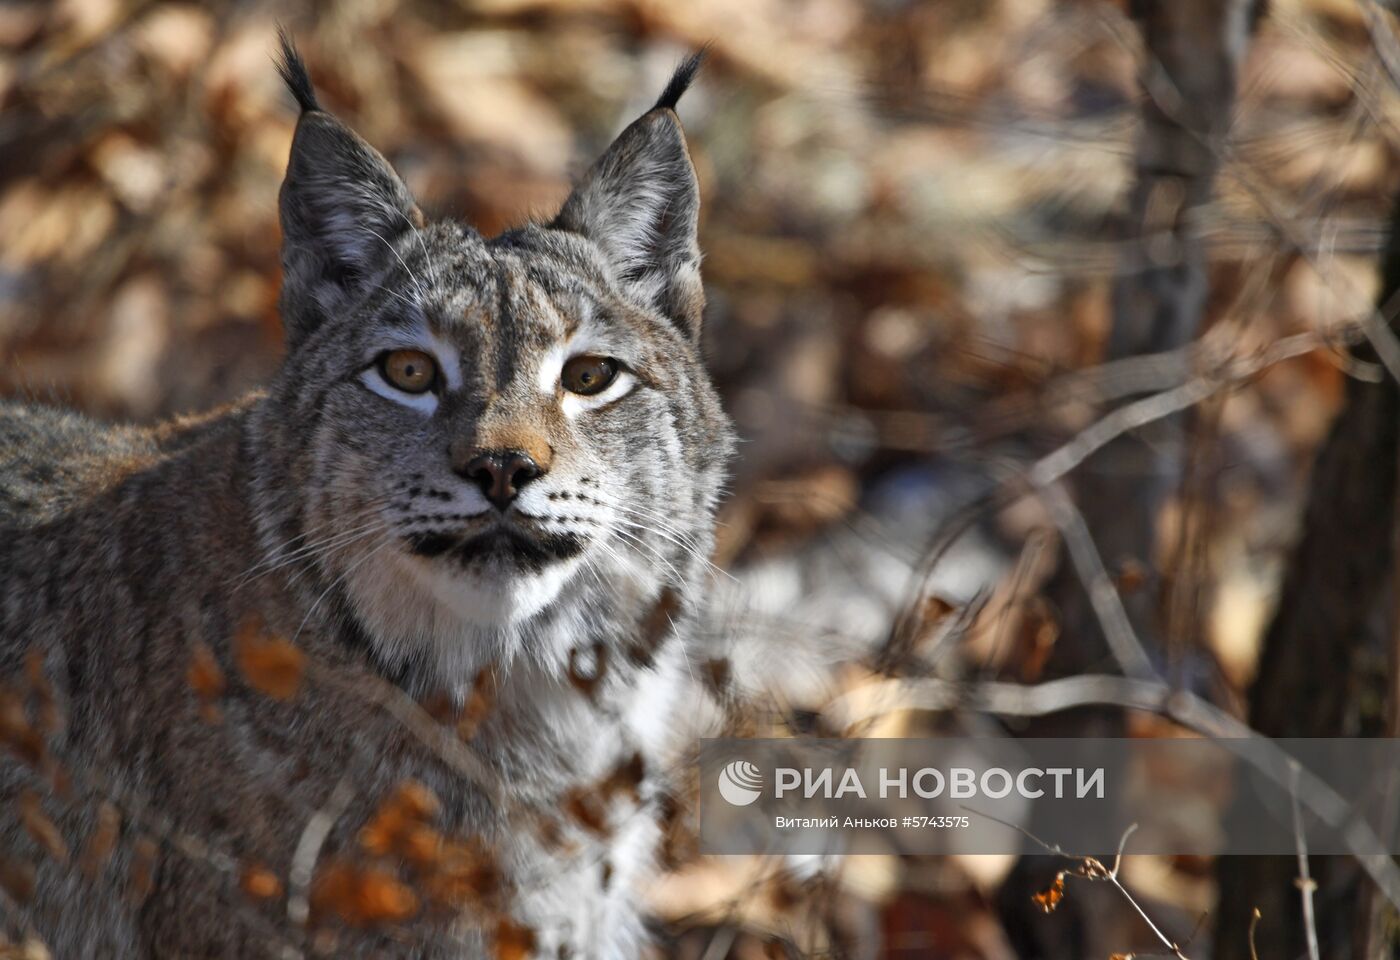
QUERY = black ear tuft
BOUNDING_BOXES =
[275,28,320,114]
[554,98,705,336]
[276,62,420,346]
[652,48,708,113]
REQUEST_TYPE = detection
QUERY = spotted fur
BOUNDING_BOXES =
[0,39,731,958]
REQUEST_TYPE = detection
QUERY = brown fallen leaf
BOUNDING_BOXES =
[128,837,159,907]
[187,641,226,702]
[0,858,35,904]
[188,641,226,724]
[311,860,419,926]
[80,801,120,879]
[494,918,537,960]
[1032,871,1066,913]
[17,790,67,864]
[0,689,42,766]
[234,616,305,701]
[1114,557,1149,595]
[359,780,442,857]
[456,667,498,741]
[24,650,60,735]
[241,862,283,901]
[421,837,502,909]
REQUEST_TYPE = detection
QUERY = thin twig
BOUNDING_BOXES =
[826,674,1400,908]
[311,664,505,804]
[1112,822,1138,876]
[287,777,354,929]
[962,808,1187,958]
[881,328,1337,669]
[1362,0,1400,97]
[1290,761,1322,960]
[1041,482,1156,679]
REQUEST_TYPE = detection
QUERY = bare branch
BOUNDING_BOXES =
[883,327,1338,669]
[287,777,354,930]
[825,673,1400,908]
[1289,762,1322,960]
[1041,483,1155,679]
[962,808,1187,958]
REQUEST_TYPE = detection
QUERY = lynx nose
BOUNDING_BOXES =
[460,450,544,510]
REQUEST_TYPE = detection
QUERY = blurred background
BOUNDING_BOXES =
[5,0,1400,957]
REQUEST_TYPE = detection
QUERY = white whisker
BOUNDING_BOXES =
[610,526,686,586]
[362,225,425,299]
[239,512,391,586]
[396,208,441,289]
[292,531,396,643]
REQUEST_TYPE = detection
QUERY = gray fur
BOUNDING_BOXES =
[0,46,730,959]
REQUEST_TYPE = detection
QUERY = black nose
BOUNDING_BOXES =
[459,450,543,510]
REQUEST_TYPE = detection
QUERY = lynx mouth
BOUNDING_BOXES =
[405,522,584,573]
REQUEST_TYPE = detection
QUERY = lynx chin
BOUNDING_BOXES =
[0,35,732,958]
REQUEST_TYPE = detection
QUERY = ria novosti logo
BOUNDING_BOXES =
[717,760,764,806]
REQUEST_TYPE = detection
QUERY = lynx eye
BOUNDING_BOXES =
[561,355,619,396]
[379,350,438,394]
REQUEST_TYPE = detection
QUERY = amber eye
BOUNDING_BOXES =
[561,355,619,396]
[379,350,438,394]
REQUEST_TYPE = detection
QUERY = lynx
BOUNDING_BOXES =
[0,37,732,958]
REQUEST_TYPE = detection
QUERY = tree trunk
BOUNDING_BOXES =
[1046,0,1259,677]
[1213,207,1400,960]
[998,3,1259,957]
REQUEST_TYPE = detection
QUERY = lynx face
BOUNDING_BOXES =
[251,52,732,679]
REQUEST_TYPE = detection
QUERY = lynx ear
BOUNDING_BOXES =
[554,54,706,339]
[275,36,422,344]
